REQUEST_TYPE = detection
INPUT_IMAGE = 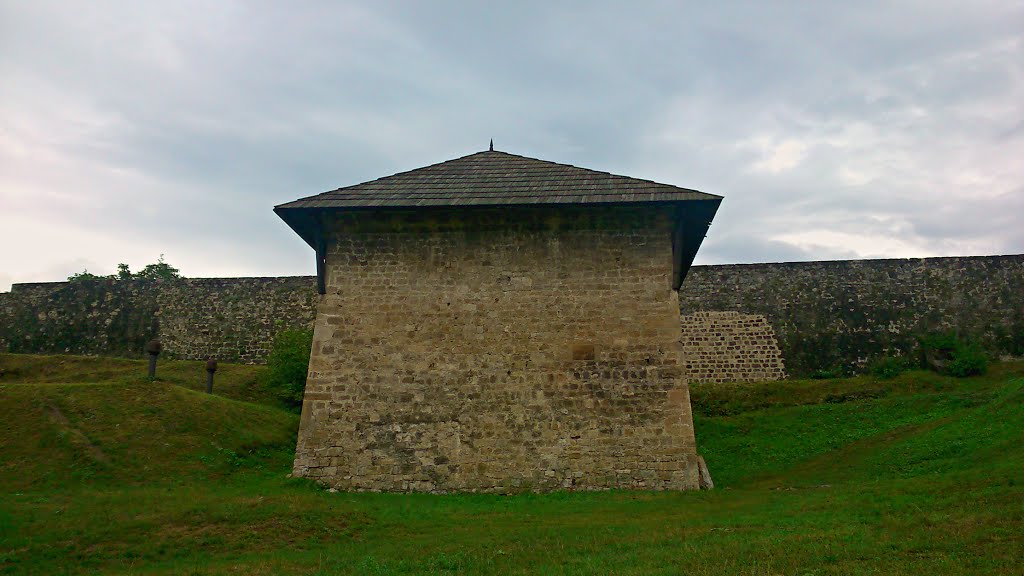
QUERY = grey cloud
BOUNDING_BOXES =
[1,1,1022,291]
[696,233,853,266]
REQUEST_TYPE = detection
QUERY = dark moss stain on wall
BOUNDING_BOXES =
[1,277,316,363]
[0,279,161,357]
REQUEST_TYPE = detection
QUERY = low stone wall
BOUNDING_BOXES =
[681,312,786,383]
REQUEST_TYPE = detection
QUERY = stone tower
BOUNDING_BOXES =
[275,148,721,492]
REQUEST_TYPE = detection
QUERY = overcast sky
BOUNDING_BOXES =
[2,1,1022,291]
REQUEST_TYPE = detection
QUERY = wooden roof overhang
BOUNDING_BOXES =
[274,150,722,294]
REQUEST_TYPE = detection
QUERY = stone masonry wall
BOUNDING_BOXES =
[4,255,1022,379]
[0,280,160,357]
[681,312,786,383]
[0,277,317,363]
[157,277,317,363]
[680,255,1024,376]
[293,206,700,493]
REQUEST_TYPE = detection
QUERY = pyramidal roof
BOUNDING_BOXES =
[275,149,721,209]
[275,148,722,293]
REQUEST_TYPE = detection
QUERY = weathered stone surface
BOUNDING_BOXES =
[0,277,316,362]
[157,277,317,363]
[3,255,1022,378]
[292,205,700,493]
[681,311,786,383]
[680,255,1024,376]
[0,279,161,357]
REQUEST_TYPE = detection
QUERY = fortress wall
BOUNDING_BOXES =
[156,276,318,363]
[0,277,317,363]
[679,255,1024,376]
[4,255,1022,379]
[0,280,160,357]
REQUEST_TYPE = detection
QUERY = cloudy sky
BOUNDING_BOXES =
[2,1,1022,291]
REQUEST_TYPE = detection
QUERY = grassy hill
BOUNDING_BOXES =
[0,353,1021,575]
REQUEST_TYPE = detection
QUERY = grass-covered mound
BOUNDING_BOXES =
[0,353,275,405]
[1,353,1022,575]
[0,381,293,491]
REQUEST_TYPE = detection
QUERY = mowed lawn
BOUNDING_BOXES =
[1,353,1022,575]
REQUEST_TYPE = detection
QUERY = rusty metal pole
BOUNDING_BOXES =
[145,339,162,379]
[205,358,217,394]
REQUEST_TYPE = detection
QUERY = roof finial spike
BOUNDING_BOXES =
[489,138,494,152]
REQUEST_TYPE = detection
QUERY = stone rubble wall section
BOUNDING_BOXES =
[292,206,700,493]
[681,311,786,383]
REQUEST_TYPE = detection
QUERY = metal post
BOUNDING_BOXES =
[144,339,162,379]
[205,358,217,394]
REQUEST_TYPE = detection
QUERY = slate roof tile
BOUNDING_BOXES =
[276,149,720,209]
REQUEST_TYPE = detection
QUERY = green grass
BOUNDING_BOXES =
[1,353,1022,575]
[0,353,277,406]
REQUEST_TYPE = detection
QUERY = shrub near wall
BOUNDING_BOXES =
[263,329,314,409]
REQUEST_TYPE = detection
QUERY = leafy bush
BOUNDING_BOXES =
[918,332,988,377]
[263,329,314,409]
[868,355,909,379]
[918,332,958,354]
[945,341,988,377]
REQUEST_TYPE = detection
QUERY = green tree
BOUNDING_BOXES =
[68,255,182,282]
[66,270,106,282]
[134,255,181,280]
